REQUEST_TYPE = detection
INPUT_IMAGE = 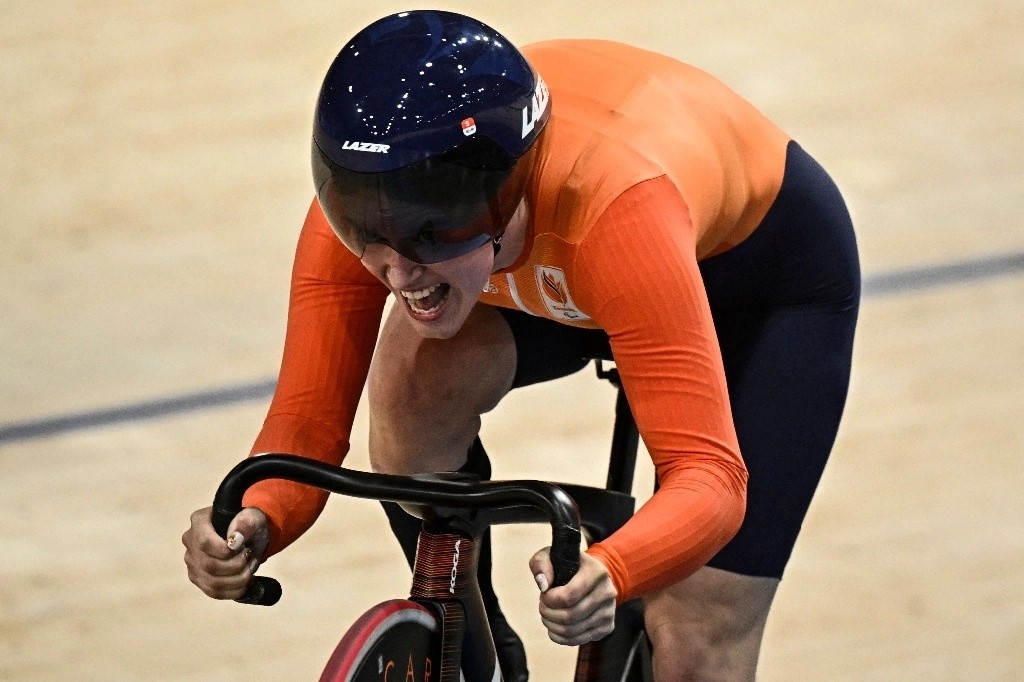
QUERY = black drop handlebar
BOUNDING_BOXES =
[211,454,583,606]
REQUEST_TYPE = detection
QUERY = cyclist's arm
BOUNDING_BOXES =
[241,198,389,558]
[572,178,747,602]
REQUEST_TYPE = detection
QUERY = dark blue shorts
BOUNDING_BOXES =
[496,141,860,579]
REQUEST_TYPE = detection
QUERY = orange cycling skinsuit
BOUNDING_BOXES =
[241,34,859,607]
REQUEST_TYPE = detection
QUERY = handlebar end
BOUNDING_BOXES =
[236,577,282,606]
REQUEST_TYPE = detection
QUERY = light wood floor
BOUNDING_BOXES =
[2,1,1022,679]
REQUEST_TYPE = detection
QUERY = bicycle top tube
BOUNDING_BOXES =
[211,453,582,604]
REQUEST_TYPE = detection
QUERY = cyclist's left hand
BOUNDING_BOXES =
[529,548,618,646]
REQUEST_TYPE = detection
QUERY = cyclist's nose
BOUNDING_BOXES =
[379,246,425,287]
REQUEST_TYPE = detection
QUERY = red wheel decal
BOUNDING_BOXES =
[319,600,438,682]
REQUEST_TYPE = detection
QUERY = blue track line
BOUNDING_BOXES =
[0,380,277,445]
[2,251,1022,446]
[861,251,1024,297]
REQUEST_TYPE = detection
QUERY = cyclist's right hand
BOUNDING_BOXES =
[182,506,269,599]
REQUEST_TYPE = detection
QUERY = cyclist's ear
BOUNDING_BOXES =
[529,547,554,593]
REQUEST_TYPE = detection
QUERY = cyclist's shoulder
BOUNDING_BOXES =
[522,38,697,79]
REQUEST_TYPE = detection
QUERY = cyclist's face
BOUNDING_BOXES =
[361,237,495,340]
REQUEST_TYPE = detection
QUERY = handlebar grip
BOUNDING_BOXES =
[210,502,282,606]
[551,526,581,588]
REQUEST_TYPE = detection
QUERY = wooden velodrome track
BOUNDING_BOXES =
[2,1,1021,679]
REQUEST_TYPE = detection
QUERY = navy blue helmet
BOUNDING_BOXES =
[312,10,551,264]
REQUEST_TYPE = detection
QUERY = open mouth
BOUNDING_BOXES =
[400,283,451,318]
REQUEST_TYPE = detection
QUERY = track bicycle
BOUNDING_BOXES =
[212,361,653,681]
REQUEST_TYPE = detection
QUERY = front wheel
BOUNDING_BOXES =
[320,599,441,682]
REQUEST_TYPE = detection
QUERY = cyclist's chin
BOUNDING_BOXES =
[412,319,462,340]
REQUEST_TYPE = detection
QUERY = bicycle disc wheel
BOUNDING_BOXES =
[319,599,441,682]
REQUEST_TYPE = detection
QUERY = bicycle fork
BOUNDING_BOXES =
[410,529,500,682]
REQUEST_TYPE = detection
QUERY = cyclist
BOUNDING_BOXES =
[183,10,860,680]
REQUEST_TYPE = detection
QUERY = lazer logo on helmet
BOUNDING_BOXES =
[342,141,390,153]
[521,77,550,139]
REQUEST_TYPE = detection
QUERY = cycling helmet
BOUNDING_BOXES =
[312,10,550,264]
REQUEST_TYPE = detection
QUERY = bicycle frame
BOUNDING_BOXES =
[212,361,651,681]
[212,459,583,679]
